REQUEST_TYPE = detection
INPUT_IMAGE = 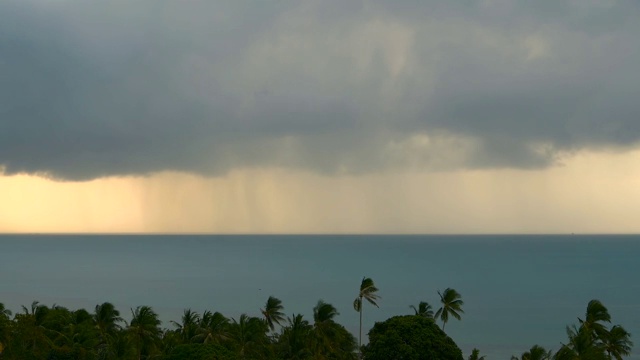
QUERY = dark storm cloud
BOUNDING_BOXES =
[1,0,639,180]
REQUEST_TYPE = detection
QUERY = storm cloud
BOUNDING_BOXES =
[1,0,639,180]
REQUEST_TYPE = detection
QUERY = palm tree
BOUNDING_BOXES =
[0,304,11,320]
[314,300,339,324]
[435,288,464,331]
[195,310,230,344]
[278,314,313,359]
[353,277,380,349]
[50,307,98,355]
[410,301,434,318]
[313,300,338,355]
[602,325,632,360]
[159,328,182,356]
[94,302,123,357]
[311,300,357,360]
[0,302,11,330]
[110,330,134,359]
[128,305,162,360]
[95,302,123,332]
[21,301,41,317]
[0,303,12,358]
[171,308,200,343]
[469,348,486,360]
[228,314,269,359]
[261,296,286,332]
[12,301,50,358]
[511,345,552,360]
[554,325,607,360]
[578,300,611,340]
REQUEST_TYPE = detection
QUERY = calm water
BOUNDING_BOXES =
[1,234,638,359]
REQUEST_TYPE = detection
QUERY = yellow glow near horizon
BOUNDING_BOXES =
[1,149,640,234]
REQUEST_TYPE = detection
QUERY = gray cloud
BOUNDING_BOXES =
[1,0,639,180]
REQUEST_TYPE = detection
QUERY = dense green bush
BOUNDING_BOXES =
[362,315,463,360]
[166,343,239,360]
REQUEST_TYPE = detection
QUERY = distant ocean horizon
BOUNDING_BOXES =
[1,234,638,359]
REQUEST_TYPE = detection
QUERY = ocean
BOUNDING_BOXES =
[0,234,638,359]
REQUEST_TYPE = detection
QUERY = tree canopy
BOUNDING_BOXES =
[363,315,464,360]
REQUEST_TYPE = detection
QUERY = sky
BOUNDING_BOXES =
[1,0,640,233]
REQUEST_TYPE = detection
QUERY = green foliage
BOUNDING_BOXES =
[228,314,270,359]
[5,312,52,360]
[410,301,434,319]
[511,345,552,360]
[93,302,123,359]
[129,305,162,359]
[311,300,357,360]
[0,302,12,348]
[354,277,380,349]
[195,311,230,344]
[275,314,313,359]
[578,300,611,340]
[468,348,486,360]
[0,296,632,360]
[552,300,633,360]
[362,315,463,360]
[166,343,238,360]
[261,296,286,332]
[603,325,633,360]
[46,345,92,360]
[354,277,380,311]
[171,308,201,343]
[313,300,339,324]
[435,288,464,331]
[554,325,608,360]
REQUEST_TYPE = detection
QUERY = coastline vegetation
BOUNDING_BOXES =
[0,279,633,359]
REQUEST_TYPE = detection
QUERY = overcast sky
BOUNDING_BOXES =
[1,0,639,233]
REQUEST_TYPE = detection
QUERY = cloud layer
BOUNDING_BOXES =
[1,0,639,180]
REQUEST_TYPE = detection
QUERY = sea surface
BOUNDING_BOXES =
[0,234,638,359]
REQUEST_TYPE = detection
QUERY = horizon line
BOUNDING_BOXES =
[1,232,639,236]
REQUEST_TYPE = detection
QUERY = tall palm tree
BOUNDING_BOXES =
[353,277,380,349]
[602,325,632,360]
[261,296,286,332]
[435,288,464,331]
[410,301,434,318]
[129,305,162,360]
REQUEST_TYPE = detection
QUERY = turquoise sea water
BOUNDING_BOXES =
[0,234,638,359]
